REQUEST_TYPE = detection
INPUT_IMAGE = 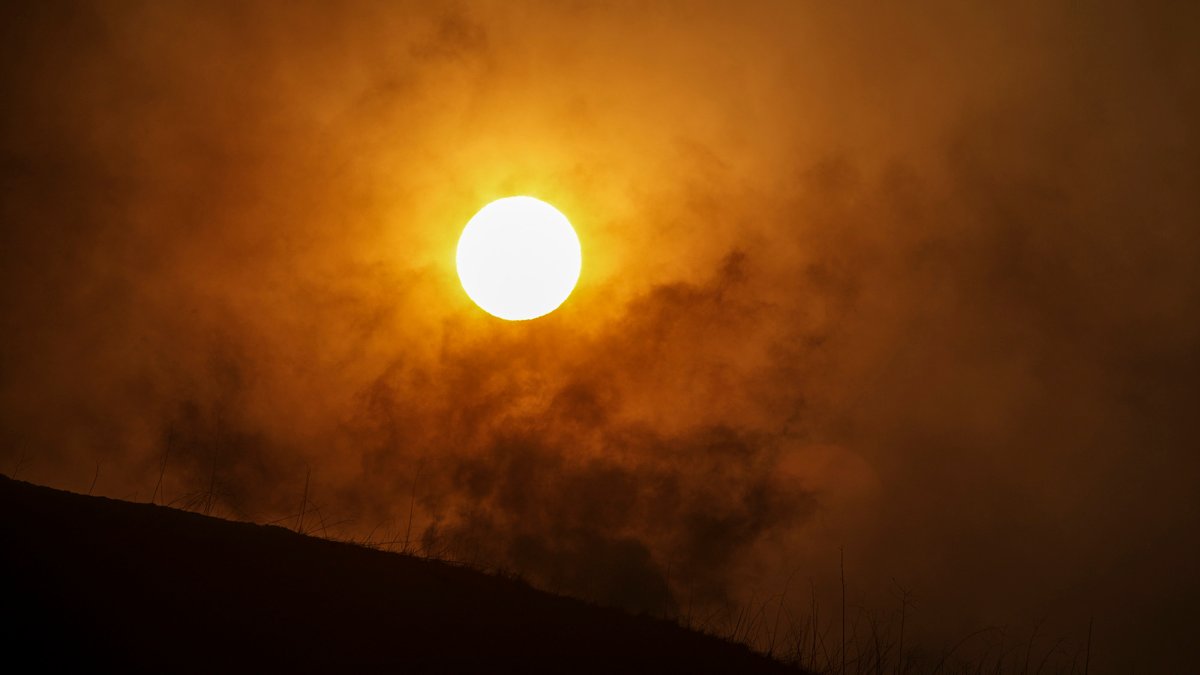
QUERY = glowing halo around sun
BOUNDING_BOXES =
[456,196,582,321]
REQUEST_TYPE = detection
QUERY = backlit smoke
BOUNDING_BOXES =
[1,2,1197,671]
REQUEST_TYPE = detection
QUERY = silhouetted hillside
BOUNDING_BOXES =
[0,475,803,673]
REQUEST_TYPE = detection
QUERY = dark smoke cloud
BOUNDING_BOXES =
[2,1,1198,671]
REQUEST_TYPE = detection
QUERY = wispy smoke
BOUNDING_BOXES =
[2,2,1197,671]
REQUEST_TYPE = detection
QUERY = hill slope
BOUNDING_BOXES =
[0,475,802,673]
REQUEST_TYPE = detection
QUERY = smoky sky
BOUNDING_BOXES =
[2,2,1198,671]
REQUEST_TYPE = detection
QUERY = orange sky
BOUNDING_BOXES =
[2,2,1198,671]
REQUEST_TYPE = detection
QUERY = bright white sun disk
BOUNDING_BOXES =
[456,196,582,321]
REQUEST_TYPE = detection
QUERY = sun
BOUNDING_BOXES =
[456,196,582,321]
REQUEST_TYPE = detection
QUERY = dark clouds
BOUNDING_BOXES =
[2,1,1198,671]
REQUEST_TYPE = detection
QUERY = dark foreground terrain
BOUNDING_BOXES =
[0,475,800,673]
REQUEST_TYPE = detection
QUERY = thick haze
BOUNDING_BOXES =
[2,2,1198,671]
